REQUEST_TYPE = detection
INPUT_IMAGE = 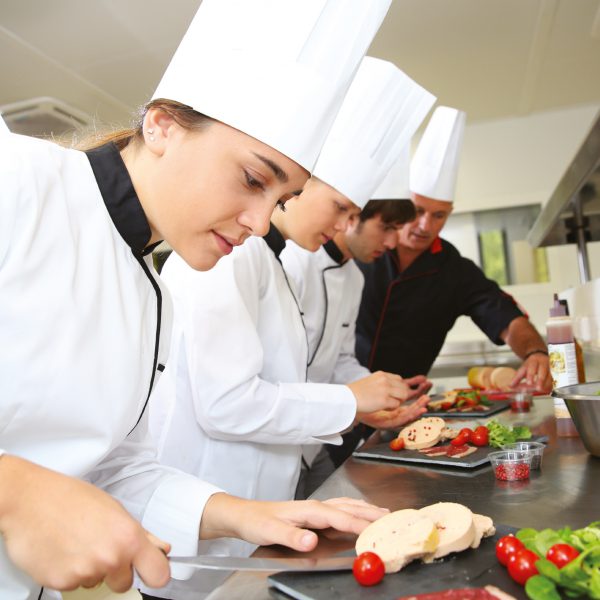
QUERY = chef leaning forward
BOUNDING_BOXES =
[282,143,439,498]
[0,1,394,598]
[146,57,421,598]
[356,106,552,391]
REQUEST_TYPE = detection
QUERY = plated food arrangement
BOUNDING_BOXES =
[269,503,527,600]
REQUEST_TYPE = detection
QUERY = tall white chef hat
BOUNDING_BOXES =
[312,57,435,209]
[371,144,411,200]
[153,0,392,172]
[410,105,466,202]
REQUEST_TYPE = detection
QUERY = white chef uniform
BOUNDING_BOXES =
[147,228,356,598]
[283,241,369,386]
[0,133,221,600]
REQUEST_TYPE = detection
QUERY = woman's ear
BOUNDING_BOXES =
[142,108,176,157]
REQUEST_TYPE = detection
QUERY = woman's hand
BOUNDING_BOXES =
[357,395,430,430]
[199,493,387,552]
[0,455,171,592]
[347,371,410,414]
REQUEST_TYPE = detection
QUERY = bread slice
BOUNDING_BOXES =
[471,513,496,548]
[355,509,439,573]
[419,502,476,561]
[490,367,516,390]
[398,417,446,450]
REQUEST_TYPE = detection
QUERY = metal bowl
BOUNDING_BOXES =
[552,381,600,457]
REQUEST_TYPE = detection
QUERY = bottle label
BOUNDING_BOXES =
[548,342,578,388]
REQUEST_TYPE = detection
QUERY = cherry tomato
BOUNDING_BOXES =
[441,401,454,410]
[507,548,539,585]
[451,431,471,446]
[460,427,474,438]
[546,543,580,568]
[353,551,385,586]
[389,437,405,451]
[495,534,524,566]
[470,426,489,447]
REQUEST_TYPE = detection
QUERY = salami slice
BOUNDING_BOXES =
[446,445,478,458]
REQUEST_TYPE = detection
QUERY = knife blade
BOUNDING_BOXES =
[168,554,355,572]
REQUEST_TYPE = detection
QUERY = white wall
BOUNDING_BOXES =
[453,103,600,214]
[438,103,600,347]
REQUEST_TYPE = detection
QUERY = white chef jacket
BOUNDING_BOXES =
[148,227,356,587]
[281,241,370,385]
[0,134,221,600]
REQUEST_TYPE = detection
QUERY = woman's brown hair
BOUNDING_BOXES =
[77,99,213,151]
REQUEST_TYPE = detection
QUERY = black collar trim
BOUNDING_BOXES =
[323,240,345,265]
[86,143,154,255]
[263,223,286,259]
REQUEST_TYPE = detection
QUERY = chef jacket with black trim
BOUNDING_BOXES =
[356,237,525,378]
[281,240,370,385]
[0,134,221,600]
[146,225,356,599]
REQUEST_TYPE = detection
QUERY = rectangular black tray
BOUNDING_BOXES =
[425,399,510,418]
[268,524,526,600]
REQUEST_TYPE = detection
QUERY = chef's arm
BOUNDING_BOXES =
[500,316,552,392]
[198,493,387,548]
[0,452,170,593]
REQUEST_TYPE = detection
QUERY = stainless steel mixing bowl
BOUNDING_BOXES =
[553,381,600,457]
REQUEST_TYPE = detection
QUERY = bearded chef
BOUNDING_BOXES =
[356,106,552,392]
[0,1,393,598]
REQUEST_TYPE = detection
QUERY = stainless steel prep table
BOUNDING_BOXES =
[206,397,600,600]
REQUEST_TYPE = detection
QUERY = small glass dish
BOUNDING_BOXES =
[489,450,532,481]
[501,441,545,470]
[508,391,533,412]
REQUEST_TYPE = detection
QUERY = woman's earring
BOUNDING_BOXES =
[147,129,155,142]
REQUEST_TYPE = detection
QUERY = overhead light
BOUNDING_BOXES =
[0,96,92,138]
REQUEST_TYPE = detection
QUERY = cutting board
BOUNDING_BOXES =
[425,400,510,418]
[268,525,526,600]
[352,435,548,469]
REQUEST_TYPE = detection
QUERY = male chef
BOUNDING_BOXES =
[356,106,552,393]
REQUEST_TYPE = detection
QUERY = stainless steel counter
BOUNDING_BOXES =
[206,398,600,600]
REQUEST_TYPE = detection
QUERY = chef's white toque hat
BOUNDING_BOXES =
[153,0,392,172]
[371,144,411,200]
[313,57,435,209]
[410,105,466,202]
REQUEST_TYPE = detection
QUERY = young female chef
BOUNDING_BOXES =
[145,57,426,598]
[0,1,393,598]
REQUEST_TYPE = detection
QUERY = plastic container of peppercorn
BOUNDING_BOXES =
[489,450,533,481]
[501,441,545,469]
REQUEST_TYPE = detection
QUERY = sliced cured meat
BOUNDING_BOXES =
[355,509,439,573]
[418,502,476,561]
[446,445,477,458]
[397,587,515,600]
[419,445,450,456]
[399,417,446,450]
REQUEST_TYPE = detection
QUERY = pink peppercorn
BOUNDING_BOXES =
[495,463,530,481]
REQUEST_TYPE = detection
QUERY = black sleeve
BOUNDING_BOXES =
[457,256,524,345]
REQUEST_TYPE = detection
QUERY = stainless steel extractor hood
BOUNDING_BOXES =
[527,109,600,282]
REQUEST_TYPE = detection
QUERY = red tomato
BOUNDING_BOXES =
[389,437,405,451]
[353,552,385,586]
[495,534,524,566]
[451,431,471,446]
[508,548,539,585]
[460,427,474,438]
[470,426,489,447]
[441,401,454,410]
[546,543,580,568]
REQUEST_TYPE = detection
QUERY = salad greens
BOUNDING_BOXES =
[485,419,532,448]
[517,522,600,599]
